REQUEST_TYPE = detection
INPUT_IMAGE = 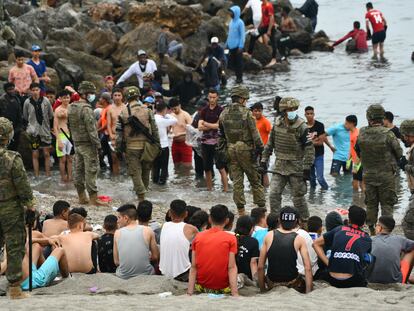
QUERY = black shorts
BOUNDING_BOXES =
[30,135,50,150]
[372,30,386,44]
[201,143,226,172]
[353,166,363,181]
[327,273,367,288]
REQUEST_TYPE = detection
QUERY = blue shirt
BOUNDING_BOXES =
[226,6,245,50]
[27,59,47,91]
[326,123,350,161]
[252,228,268,249]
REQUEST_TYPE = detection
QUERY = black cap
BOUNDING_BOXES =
[280,206,299,230]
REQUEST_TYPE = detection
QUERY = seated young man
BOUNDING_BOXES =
[58,213,99,273]
[313,205,372,288]
[159,200,198,281]
[98,215,118,273]
[64,207,93,232]
[137,200,161,244]
[42,200,70,237]
[258,207,313,294]
[369,216,414,284]
[188,204,238,297]
[114,204,159,279]
[251,207,268,249]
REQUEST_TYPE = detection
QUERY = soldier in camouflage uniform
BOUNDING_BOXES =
[355,104,403,235]
[68,81,107,206]
[0,117,34,299]
[218,85,265,216]
[116,86,159,202]
[261,97,314,220]
[400,120,414,240]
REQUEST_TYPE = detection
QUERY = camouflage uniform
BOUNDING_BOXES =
[355,105,403,229]
[218,85,265,213]
[67,81,102,204]
[400,120,414,240]
[0,117,33,285]
[261,97,314,219]
[116,87,159,201]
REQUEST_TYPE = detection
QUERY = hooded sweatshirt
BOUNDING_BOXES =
[226,6,245,50]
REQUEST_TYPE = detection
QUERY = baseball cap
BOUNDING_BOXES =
[280,206,299,230]
[154,92,162,98]
[104,75,114,82]
[100,92,113,104]
[31,44,42,51]
[137,49,146,56]
[143,96,155,103]
[211,37,219,44]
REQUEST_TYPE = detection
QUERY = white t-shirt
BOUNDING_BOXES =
[245,0,262,22]
[155,113,177,148]
[117,60,157,88]
[296,229,319,276]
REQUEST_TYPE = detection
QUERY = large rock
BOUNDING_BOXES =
[46,28,86,52]
[46,67,61,91]
[128,1,202,38]
[88,2,125,23]
[85,27,118,58]
[4,1,32,17]
[311,37,333,52]
[243,55,263,72]
[199,0,230,15]
[289,31,313,53]
[290,10,313,33]
[162,57,193,86]
[54,58,84,87]
[10,18,43,50]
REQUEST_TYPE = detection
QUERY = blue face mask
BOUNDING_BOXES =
[287,111,297,120]
[87,94,96,103]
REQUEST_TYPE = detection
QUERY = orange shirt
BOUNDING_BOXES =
[100,105,111,135]
[255,116,272,145]
[349,127,359,162]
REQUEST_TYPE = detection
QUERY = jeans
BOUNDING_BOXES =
[228,48,243,82]
[167,40,183,59]
[310,155,328,190]
[152,147,169,183]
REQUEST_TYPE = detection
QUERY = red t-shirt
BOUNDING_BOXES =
[333,29,368,51]
[365,9,385,33]
[260,2,274,28]
[192,227,237,290]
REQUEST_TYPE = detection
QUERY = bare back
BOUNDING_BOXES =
[42,218,68,237]
[59,232,95,273]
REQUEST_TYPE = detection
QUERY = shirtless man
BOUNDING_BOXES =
[277,7,298,60]
[58,213,99,274]
[107,88,124,176]
[169,98,193,169]
[53,90,73,182]
[42,200,70,237]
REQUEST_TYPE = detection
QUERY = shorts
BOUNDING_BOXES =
[172,140,192,164]
[30,135,50,150]
[372,30,386,44]
[327,273,367,288]
[330,159,351,175]
[21,256,59,290]
[195,283,231,294]
[56,133,73,157]
[201,143,226,172]
[353,166,363,181]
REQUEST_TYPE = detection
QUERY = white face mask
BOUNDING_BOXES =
[87,94,96,103]
[287,111,297,120]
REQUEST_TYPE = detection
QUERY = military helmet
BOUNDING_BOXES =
[279,97,300,112]
[400,120,414,136]
[0,117,14,144]
[78,81,96,95]
[230,85,249,99]
[366,104,385,121]
[124,86,141,100]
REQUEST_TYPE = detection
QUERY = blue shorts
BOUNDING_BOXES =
[21,256,59,290]
[330,159,351,175]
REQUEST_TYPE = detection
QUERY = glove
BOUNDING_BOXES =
[303,169,311,181]
[399,156,408,171]
[258,161,268,174]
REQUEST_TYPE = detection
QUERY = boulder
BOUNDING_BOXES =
[4,1,32,17]
[242,55,263,72]
[199,0,230,15]
[274,0,293,10]
[0,42,8,61]
[311,37,333,52]
[42,52,59,67]
[54,58,84,87]
[289,31,312,53]
[290,10,313,33]
[88,2,125,23]
[10,18,43,50]
[0,61,12,82]
[289,48,303,57]
[46,28,86,52]
[162,57,193,86]
[313,30,329,40]
[246,37,273,66]
[84,73,105,92]
[263,61,290,72]
[45,67,61,92]
[85,27,118,59]
[128,2,202,38]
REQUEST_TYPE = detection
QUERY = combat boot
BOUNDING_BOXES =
[77,190,89,205]
[8,286,29,299]
[89,193,109,207]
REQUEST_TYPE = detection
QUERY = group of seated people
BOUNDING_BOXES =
[1,200,413,296]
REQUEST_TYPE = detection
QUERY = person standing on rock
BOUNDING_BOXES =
[399,120,414,240]
[218,85,265,216]
[260,97,314,221]
[115,86,159,202]
[355,104,402,235]
[0,117,34,299]
[116,50,157,90]
[27,45,51,96]
[67,81,108,207]
[365,2,387,61]
[157,25,183,64]
[226,6,245,84]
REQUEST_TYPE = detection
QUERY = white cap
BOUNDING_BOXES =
[211,37,219,44]
[137,49,146,56]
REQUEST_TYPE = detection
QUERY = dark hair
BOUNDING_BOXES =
[161,24,169,29]
[305,106,314,112]
[46,88,56,95]
[307,216,323,233]
[103,214,118,231]
[208,88,219,95]
[346,114,358,126]
[58,90,71,98]
[378,215,395,232]
[384,111,394,123]
[273,96,282,111]
[235,215,253,236]
[348,205,367,227]
[156,102,168,113]
[30,82,41,90]
[112,87,123,95]
[69,207,87,218]
[366,2,373,9]
[137,200,152,222]
[282,6,291,14]
[117,204,137,220]
[210,204,229,225]
[251,207,267,226]
[170,199,187,217]
[267,213,278,230]
[3,82,15,92]
[185,205,201,223]
[189,210,209,231]
[225,211,235,231]
[52,200,70,217]
[251,102,263,110]
[169,97,180,108]
[15,50,25,58]
[353,21,361,29]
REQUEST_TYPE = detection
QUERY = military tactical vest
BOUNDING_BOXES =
[221,103,254,146]
[273,116,306,161]
[0,147,18,202]
[358,126,394,173]
[67,99,93,144]
[119,101,151,149]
